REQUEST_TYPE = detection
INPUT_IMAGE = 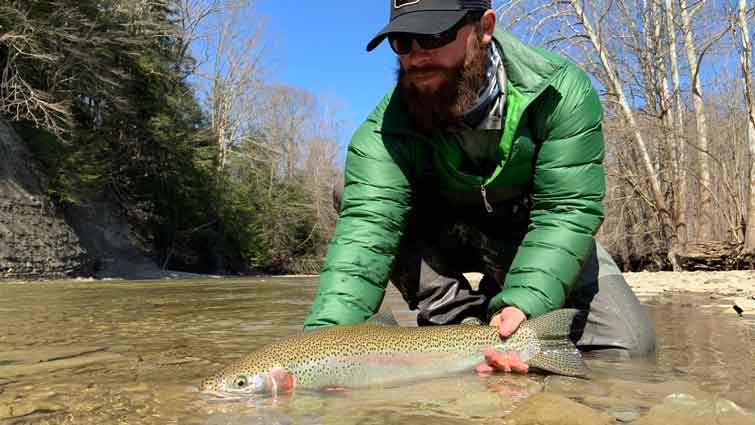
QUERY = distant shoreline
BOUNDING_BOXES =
[3,269,752,319]
[3,270,753,300]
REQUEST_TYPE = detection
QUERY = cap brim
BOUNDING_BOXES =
[366,10,467,52]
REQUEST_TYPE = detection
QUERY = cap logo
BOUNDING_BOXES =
[394,0,420,9]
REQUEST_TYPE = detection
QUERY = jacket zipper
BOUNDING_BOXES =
[474,53,562,218]
[480,185,494,213]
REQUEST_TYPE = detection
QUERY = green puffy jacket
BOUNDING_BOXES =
[303,28,605,329]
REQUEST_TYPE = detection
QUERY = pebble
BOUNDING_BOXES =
[633,393,754,425]
[502,392,615,425]
[0,401,63,420]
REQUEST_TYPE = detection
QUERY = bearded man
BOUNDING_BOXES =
[303,0,656,373]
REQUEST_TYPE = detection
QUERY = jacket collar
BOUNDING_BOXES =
[491,28,563,97]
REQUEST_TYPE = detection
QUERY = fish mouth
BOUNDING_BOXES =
[200,388,254,401]
[200,378,265,400]
[199,379,247,400]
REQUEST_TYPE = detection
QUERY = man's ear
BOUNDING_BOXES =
[481,9,497,44]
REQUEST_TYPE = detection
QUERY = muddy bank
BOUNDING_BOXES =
[0,119,201,281]
[0,120,90,279]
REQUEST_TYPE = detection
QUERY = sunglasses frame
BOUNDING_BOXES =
[388,12,483,55]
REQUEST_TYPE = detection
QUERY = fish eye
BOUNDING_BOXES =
[233,376,248,389]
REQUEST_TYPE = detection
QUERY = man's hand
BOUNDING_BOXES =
[475,306,529,374]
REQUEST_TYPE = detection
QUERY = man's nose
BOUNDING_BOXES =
[405,40,432,65]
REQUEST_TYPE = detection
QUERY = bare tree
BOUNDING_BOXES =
[260,85,316,180]
[173,0,223,75]
[194,0,268,172]
[301,95,344,239]
[227,85,343,273]
[494,0,755,268]
[570,1,675,243]
[664,0,688,245]
[0,0,173,138]
[494,1,679,266]
[0,4,75,135]
[677,0,716,240]
[735,0,755,253]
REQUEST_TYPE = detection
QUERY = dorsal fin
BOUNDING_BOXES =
[366,310,400,326]
[522,308,581,339]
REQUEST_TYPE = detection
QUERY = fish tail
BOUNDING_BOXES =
[523,309,590,378]
[528,339,589,377]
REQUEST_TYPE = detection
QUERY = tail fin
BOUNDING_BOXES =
[522,309,590,378]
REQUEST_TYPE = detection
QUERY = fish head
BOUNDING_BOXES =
[201,364,296,398]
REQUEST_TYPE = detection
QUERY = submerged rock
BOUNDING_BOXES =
[503,392,615,425]
[634,393,754,425]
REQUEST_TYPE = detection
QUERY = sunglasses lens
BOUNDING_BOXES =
[417,34,450,50]
[389,35,412,55]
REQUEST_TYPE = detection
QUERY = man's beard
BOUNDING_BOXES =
[396,35,488,133]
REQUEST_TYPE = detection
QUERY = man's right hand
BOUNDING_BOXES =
[475,306,529,374]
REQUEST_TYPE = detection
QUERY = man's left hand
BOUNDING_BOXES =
[475,306,529,374]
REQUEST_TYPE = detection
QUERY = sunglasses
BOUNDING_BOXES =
[388,13,481,55]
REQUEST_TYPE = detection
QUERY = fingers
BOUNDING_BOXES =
[498,317,518,337]
[475,363,495,374]
[483,348,529,374]
[485,307,528,374]
[495,307,527,338]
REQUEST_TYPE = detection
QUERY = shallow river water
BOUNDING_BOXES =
[0,277,753,424]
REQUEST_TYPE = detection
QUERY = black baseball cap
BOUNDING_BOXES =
[366,0,492,52]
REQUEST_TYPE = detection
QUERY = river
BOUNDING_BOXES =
[0,277,753,424]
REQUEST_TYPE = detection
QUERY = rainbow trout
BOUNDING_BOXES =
[201,309,588,397]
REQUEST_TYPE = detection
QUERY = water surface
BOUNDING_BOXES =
[0,277,753,424]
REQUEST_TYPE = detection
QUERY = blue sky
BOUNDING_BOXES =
[216,1,737,157]
[255,1,398,150]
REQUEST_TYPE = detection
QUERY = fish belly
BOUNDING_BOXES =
[296,350,484,390]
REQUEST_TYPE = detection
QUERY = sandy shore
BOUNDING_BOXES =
[464,270,754,297]
[293,270,755,306]
[462,270,755,316]
[624,270,755,316]
[623,270,755,298]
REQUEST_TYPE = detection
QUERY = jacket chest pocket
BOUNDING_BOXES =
[493,120,537,189]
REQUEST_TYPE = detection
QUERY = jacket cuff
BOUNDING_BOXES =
[303,273,386,330]
[487,287,551,319]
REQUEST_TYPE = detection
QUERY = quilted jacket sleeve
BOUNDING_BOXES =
[487,64,606,319]
[303,112,414,329]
